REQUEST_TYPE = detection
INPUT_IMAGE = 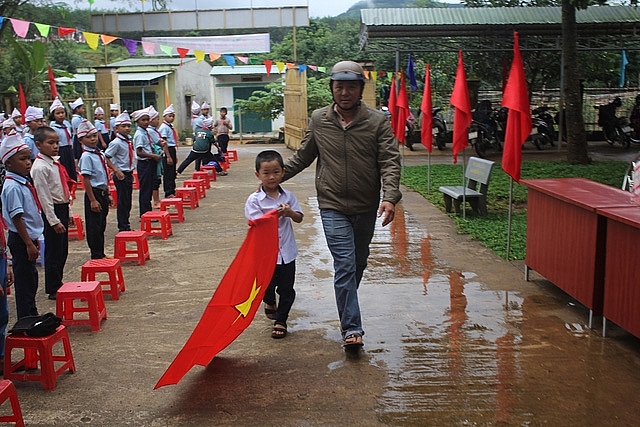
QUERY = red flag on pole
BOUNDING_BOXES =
[501,32,532,182]
[420,64,433,153]
[154,210,279,389]
[18,83,27,118]
[47,66,58,99]
[395,73,410,144]
[450,51,472,164]
[388,74,397,136]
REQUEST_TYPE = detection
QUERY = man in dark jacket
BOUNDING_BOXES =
[284,60,401,350]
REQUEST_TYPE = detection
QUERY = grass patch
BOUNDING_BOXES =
[401,160,629,260]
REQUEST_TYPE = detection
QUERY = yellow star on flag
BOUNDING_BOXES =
[234,278,261,323]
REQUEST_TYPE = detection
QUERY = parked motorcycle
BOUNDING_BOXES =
[468,119,502,158]
[406,107,449,151]
[529,106,556,149]
[595,103,631,149]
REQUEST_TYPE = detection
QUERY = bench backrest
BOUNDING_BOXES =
[465,157,495,193]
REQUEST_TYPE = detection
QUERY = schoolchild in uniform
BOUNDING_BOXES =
[49,97,77,181]
[31,126,72,300]
[132,108,161,217]
[147,106,168,209]
[0,133,44,319]
[10,109,24,135]
[94,107,109,150]
[105,111,135,232]
[69,97,85,162]
[1,119,16,144]
[109,104,119,141]
[22,106,44,160]
[158,105,178,198]
[77,120,116,259]
[213,106,233,154]
[200,101,211,120]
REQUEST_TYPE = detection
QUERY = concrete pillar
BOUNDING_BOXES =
[95,67,120,115]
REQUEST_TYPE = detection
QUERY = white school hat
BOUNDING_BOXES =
[94,106,105,115]
[25,106,44,122]
[2,119,16,129]
[114,111,131,126]
[49,97,64,113]
[76,119,98,138]
[10,108,21,118]
[110,103,119,111]
[163,104,175,116]
[69,97,84,110]
[191,101,201,115]
[131,108,150,122]
[148,105,159,120]
[201,101,210,109]
[0,132,28,163]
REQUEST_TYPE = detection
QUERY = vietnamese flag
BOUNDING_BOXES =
[501,32,531,182]
[450,51,472,164]
[420,64,433,153]
[394,73,410,145]
[47,66,58,99]
[155,210,279,389]
[388,74,397,137]
[18,83,27,118]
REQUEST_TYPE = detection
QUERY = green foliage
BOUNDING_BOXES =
[401,159,629,260]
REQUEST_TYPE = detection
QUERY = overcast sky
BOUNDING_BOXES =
[61,0,365,18]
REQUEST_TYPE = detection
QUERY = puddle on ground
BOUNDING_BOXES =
[293,198,640,425]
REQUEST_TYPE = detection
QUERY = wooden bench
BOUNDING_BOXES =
[438,157,495,215]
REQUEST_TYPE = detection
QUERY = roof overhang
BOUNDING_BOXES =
[57,71,171,87]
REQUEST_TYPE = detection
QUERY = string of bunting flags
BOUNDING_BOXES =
[1,15,403,82]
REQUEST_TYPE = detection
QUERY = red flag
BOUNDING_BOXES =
[264,59,273,76]
[450,51,472,164]
[47,66,58,99]
[18,83,27,118]
[394,73,409,144]
[501,32,532,182]
[420,64,433,153]
[154,210,279,389]
[388,74,397,135]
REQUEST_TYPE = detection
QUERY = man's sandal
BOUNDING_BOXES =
[272,322,287,339]
[264,303,277,320]
[343,332,364,348]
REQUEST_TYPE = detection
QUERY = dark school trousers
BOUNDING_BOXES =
[217,134,230,153]
[58,145,77,182]
[263,260,296,324]
[43,203,69,295]
[113,171,133,231]
[137,159,156,216]
[163,146,177,198]
[8,231,39,319]
[85,188,110,259]
[177,151,215,174]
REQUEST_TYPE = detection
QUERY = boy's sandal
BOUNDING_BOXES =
[343,332,364,348]
[264,303,277,320]
[271,322,287,339]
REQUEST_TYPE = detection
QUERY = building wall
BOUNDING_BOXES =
[174,60,213,134]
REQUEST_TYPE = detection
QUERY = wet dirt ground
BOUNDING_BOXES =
[4,140,640,426]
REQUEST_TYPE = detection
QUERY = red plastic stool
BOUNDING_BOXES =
[200,165,217,182]
[109,187,118,208]
[219,159,229,172]
[77,179,85,191]
[114,231,150,265]
[160,198,185,223]
[67,214,85,241]
[132,170,140,189]
[226,149,238,161]
[183,179,206,199]
[140,211,173,240]
[175,187,199,209]
[192,171,211,189]
[4,325,76,391]
[56,281,107,332]
[81,258,126,301]
[0,380,24,426]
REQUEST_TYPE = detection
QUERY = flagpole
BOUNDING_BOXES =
[507,177,513,260]
[427,151,431,194]
[462,149,466,219]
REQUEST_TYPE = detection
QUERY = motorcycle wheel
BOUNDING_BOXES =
[604,128,615,145]
[539,132,553,148]
[434,123,447,150]
[474,136,487,158]
[620,132,630,149]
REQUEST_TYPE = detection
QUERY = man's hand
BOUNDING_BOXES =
[53,223,66,234]
[378,201,396,227]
